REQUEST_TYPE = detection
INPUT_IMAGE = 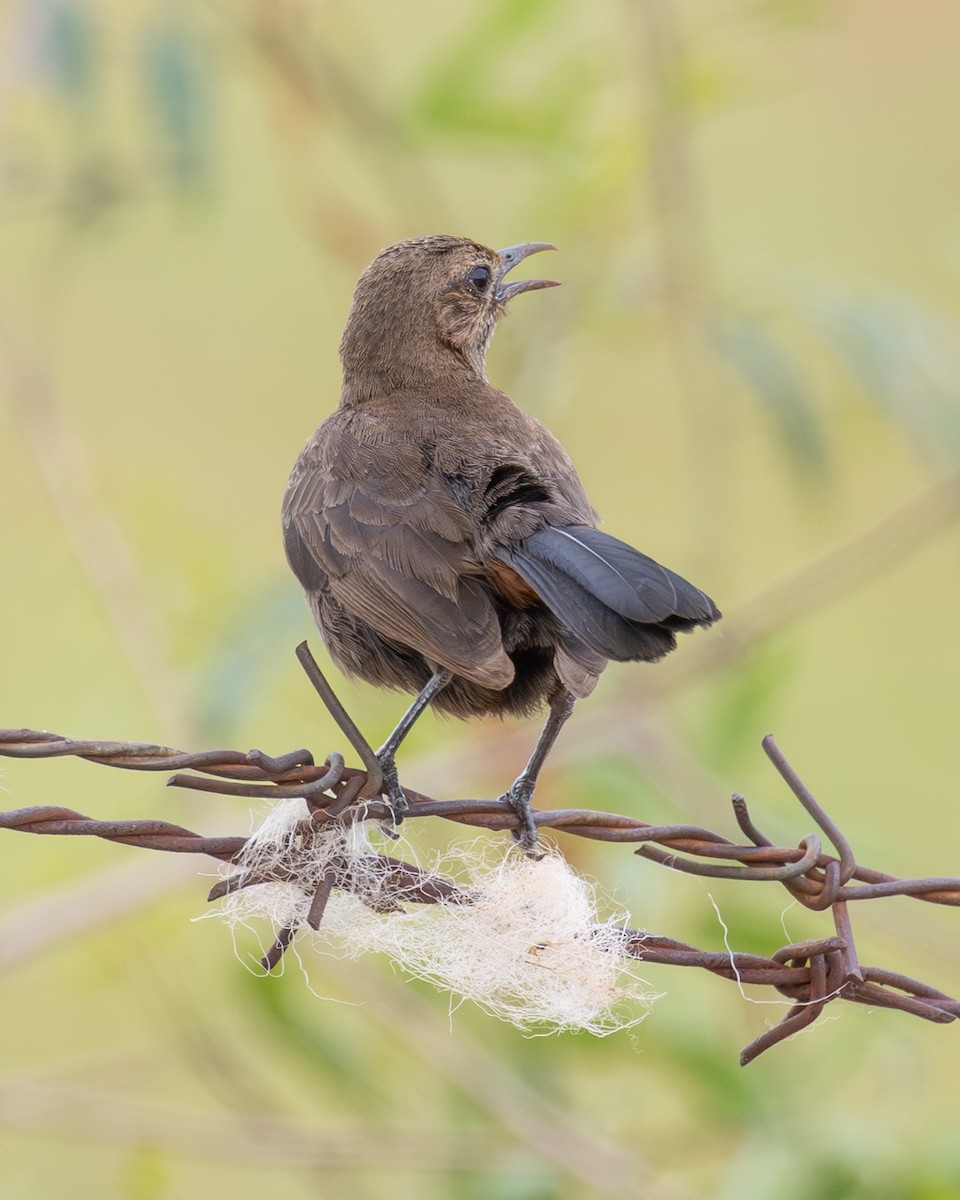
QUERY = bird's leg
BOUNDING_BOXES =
[500,687,576,853]
[376,669,452,826]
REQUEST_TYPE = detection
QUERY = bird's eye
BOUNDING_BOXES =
[467,265,491,293]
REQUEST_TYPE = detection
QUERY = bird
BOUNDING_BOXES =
[282,235,720,847]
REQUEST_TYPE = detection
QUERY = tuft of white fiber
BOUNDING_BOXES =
[216,809,659,1035]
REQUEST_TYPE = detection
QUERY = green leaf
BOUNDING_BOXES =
[715,314,831,480]
[703,642,795,771]
[195,586,304,738]
[412,0,590,143]
[141,21,215,188]
[237,969,393,1114]
[810,291,960,462]
[43,0,97,111]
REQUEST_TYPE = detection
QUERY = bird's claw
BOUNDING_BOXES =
[377,753,406,838]
[499,781,543,857]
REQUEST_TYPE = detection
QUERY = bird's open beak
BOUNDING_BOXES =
[495,242,560,301]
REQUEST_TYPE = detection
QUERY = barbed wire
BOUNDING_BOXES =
[1,642,958,1064]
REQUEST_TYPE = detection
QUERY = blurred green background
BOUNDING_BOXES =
[2,0,960,1196]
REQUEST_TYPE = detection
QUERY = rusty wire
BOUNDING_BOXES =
[2,642,958,1064]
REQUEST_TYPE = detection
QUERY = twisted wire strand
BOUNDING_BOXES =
[2,643,958,1063]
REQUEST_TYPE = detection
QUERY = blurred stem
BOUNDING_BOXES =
[0,1078,546,1175]
[631,0,728,569]
[214,0,451,256]
[645,467,960,697]
[0,300,194,741]
[0,856,200,971]
[320,955,682,1200]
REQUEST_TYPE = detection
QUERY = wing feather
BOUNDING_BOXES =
[282,420,513,689]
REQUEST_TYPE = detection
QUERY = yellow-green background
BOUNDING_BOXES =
[2,1,959,1196]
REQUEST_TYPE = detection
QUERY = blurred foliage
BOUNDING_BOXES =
[1,0,960,1197]
[810,289,960,461]
[714,313,831,480]
[140,14,215,190]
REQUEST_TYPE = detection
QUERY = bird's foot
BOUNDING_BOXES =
[498,778,543,858]
[377,752,407,838]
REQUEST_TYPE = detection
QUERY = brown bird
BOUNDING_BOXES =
[282,236,719,846]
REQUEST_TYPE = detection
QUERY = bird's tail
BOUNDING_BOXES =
[498,524,720,663]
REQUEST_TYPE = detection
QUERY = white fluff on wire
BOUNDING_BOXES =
[212,800,660,1036]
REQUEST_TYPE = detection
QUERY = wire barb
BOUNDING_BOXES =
[1,644,958,1063]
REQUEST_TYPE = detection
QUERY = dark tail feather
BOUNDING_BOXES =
[499,524,720,663]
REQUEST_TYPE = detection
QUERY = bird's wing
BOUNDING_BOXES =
[282,427,514,690]
[498,524,720,663]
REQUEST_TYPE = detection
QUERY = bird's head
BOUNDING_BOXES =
[339,235,559,395]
